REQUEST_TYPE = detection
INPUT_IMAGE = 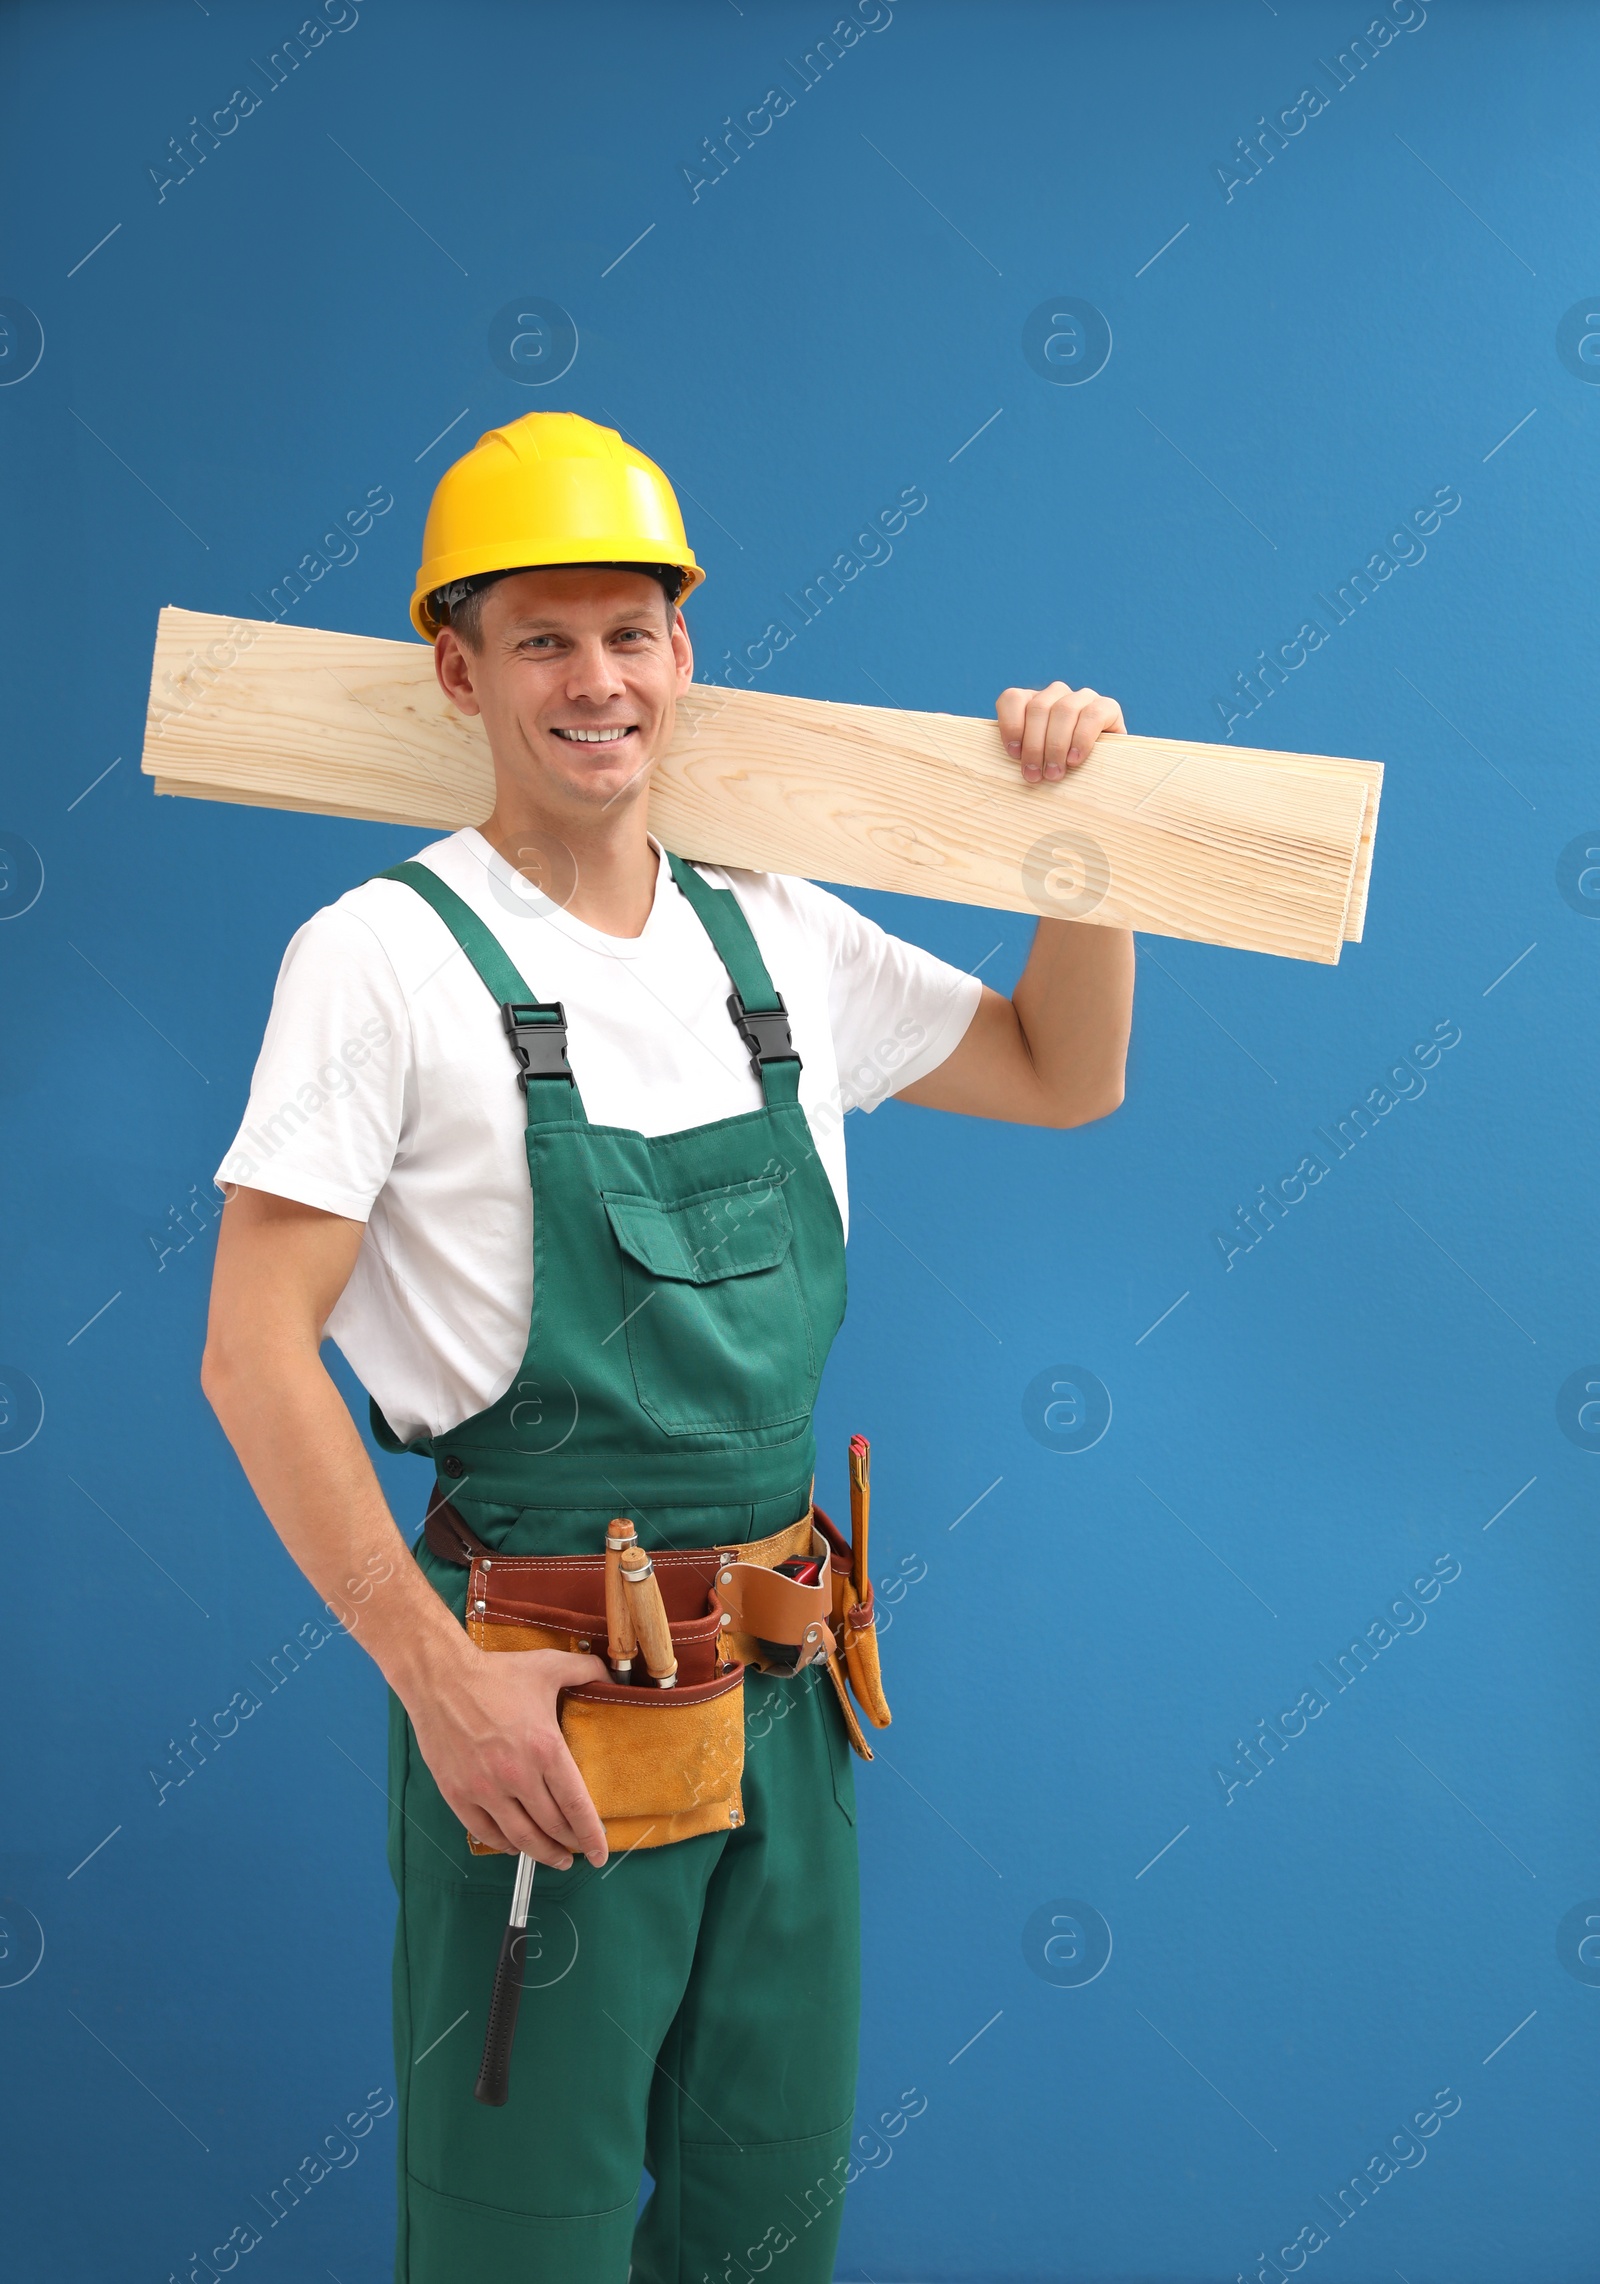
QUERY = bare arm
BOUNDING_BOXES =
[897,923,1133,1126]
[897,681,1135,1127]
[201,1185,608,1867]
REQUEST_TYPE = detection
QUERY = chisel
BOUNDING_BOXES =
[474,1849,535,2106]
[605,1519,638,1681]
[621,1543,677,1686]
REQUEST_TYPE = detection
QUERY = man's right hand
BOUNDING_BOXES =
[202,1189,613,1872]
[408,1637,612,1869]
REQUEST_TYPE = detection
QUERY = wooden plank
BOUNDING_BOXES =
[1157,732,1382,942]
[647,680,1370,964]
[142,608,1379,964]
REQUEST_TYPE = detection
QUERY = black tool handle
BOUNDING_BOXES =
[473,1922,525,2106]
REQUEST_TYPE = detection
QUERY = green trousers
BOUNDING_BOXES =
[388,1595,862,2281]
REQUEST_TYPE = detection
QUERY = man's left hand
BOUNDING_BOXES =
[996,682,1126,783]
[893,675,1135,1128]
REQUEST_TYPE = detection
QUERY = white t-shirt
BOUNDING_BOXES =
[215,829,981,1445]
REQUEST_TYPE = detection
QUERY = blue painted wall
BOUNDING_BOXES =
[2,3,1595,2278]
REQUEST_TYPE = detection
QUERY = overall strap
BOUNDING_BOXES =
[665,853,802,1108]
[372,861,586,1127]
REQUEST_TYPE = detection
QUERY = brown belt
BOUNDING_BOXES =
[420,1486,890,1855]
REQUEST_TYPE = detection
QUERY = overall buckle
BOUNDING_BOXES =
[501,999,573,1085]
[727,989,800,1082]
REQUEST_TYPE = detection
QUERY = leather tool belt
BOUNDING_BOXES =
[423,1489,891,1856]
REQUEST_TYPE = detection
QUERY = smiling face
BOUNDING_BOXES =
[432,565,695,826]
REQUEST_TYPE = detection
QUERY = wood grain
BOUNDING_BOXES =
[621,1548,678,1687]
[142,607,1381,964]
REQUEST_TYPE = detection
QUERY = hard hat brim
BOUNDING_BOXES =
[411,547,704,639]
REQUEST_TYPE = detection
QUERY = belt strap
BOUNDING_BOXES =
[423,1487,497,1566]
[423,1489,821,1579]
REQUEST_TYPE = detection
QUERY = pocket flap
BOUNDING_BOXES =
[602,1185,794,1283]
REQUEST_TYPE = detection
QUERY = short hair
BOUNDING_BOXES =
[436,562,684,650]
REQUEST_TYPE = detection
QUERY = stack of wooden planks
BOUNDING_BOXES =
[141,607,1381,964]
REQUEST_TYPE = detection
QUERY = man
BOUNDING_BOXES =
[202,410,1133,2283]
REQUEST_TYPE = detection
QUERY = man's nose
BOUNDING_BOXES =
[563,640,626,703]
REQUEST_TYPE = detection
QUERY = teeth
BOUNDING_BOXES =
[555,726,632,743]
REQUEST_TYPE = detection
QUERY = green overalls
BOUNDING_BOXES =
[370,854,860,2284]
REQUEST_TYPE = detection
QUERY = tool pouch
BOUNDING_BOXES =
[528,1673,745,1855]
[838,1579,891,1732]
[809,1507,892,1757]
[423,1494,842,1850]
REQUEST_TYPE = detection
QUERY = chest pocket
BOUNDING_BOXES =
[601,1182,819,1441]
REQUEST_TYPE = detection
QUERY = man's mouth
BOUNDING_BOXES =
[550,725,636,745]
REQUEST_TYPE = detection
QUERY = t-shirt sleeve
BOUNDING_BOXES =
[795,879,983,1114]
[212,902,410,1221]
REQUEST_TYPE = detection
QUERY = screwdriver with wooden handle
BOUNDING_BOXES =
[605,1519,638,1681]
[621,1543,677,1686]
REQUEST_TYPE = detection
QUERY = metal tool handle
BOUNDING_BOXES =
[473,1924,525,2106]
[474,1853,535,2107]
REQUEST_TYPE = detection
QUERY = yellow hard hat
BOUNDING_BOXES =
[410,409,704,638]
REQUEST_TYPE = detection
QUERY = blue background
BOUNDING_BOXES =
[2,2,1596,2278]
